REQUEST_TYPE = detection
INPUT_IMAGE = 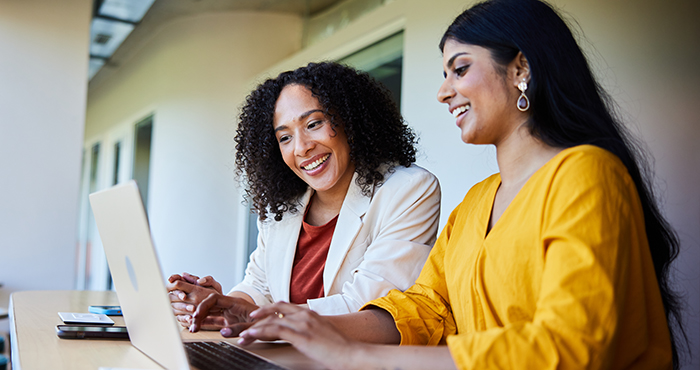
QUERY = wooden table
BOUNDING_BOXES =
[9,290,325,370]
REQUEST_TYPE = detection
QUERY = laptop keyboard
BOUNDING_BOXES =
[184,341,288,370]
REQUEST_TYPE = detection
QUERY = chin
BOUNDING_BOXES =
[461,133,475,144]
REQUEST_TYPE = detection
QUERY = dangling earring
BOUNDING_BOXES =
[517,80,530,112]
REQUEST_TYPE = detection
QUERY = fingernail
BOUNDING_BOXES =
[179,293,186,300]
[221,327,232,336]
[187,305,194,312]
[238,338,245,345]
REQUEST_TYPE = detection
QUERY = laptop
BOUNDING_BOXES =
[89,180,287,370]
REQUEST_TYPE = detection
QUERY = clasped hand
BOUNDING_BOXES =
[167,272,228,330]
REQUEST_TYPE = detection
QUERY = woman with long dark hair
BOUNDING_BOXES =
[192,1,685,368]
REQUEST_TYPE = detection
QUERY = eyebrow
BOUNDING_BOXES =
[446,52,469,69]
[274,109,324,133]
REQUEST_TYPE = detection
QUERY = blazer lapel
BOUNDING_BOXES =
[323,173,370,295]
[266,188,313,302]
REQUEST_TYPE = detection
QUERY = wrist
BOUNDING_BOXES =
[343,342,375,370]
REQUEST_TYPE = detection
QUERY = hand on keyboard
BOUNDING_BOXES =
[190,292,260,336]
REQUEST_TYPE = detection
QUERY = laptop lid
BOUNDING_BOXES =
[89,180,190,370]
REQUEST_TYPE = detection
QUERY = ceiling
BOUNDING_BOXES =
[88,0,345,88]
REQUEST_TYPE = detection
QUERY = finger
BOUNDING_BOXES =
[167,280,196,294]
[176,314,192,327]
[238,318,304,345]
[168,290,182,302]
[220,322,254,337]
[191,292,221,332]
[168,274,183,283]
[197,275,214,286]
[198,316,228,331]
[172,302,195,314]
[182,272,200,284]
[168,289,188,303]
[249,301,301,319]
[197,276,222,292]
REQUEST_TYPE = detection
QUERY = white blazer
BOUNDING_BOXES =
[229,165,441,315]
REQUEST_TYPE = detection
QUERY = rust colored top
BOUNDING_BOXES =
[289,213,338,304]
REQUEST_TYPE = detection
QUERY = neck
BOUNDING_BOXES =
[312,188,346,215]
[495,124,561,187]
[307,166,355,225]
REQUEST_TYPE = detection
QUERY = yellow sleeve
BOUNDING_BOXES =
[447,153,644,369]
[363,203,460,345]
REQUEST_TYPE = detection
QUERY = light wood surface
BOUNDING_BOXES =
[9,290,325,370]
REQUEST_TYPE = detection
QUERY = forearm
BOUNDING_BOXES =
[353,344,457,370]
[227,290,256,305]
[328,308,401,344]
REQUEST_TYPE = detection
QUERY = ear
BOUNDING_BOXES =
[509,52,531,87]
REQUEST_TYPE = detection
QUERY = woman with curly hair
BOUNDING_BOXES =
[167,61,441,331]
[192,0,685,369]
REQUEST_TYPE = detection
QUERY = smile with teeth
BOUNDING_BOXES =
[302,154,330,171]
[452,104,471,118]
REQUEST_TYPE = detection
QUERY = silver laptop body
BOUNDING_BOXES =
[89,181,197,370]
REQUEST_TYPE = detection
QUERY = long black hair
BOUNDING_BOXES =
[440,0,686,366]
[235,62,417,221]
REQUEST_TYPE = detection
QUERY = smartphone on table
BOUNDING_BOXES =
[88,305,123,316]
[56,325,129,339]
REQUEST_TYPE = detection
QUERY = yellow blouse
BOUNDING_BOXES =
[366,145,672,369]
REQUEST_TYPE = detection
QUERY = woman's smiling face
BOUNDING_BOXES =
[437,39,524,146]
[273,84,355,198]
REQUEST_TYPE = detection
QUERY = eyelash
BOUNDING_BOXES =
[454,65,469,76]
[277,120,323,143]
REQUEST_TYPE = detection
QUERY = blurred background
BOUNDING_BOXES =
[1,0,698,367]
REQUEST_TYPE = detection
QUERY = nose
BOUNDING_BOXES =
[294,132,314,157]
[437,78,454,104]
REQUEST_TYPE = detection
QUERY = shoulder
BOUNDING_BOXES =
[541,145,639,210]
[363,164,440,211]
[555,145,626,171]
[380,164,439,189]
[547,145,633,189]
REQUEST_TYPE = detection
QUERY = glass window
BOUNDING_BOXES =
[133,117,152,210]
[340,31,404,107]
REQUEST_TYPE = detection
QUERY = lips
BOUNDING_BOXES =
[301,154,330,171]
[451,104,470,118]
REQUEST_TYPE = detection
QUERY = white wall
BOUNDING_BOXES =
[85,12,303,291]
[0,0,91,329]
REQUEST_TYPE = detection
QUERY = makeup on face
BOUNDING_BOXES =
[438,40,524,146]
[273,84,355,199]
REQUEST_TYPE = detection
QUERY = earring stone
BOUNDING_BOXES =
[517,81,530,112]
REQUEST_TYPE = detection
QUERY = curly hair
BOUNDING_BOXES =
[235,62,417,221]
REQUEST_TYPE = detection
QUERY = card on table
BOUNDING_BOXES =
[58,312,115,325]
